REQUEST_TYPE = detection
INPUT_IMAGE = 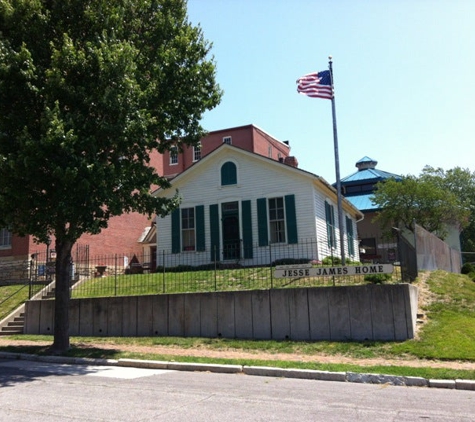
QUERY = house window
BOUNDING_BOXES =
[170,146,178,165]
[223,136,232,145]
[269,197,286,243]
[193,143,201,162]
[346,216,355,257]
[257,195,297,246]
[0,228,12,248]
[325,201,336,249]
[181,208,195,251]
[221,161,237,185]
[268,145,272,158]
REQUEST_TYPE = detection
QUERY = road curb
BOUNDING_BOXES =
[243,365,347,382]
[0,351,473,390]
[118,358,242,374]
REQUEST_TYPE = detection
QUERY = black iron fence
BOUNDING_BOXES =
[68,238,402,298]
[1,237,404,302]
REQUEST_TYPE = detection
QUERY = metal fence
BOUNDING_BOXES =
[68,238,402,298]
[0,238,403,302]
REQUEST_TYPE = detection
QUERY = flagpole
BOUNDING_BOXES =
[328,56,346,265]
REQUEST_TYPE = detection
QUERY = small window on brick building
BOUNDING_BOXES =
[0,228,12,248]
[193,143,201,162]
[223,136,232,145]
[170,146,178,165]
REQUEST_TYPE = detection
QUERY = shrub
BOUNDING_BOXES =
[461,262,475,274]
[322,256,341,266]
[345,259,362,266]
[364,273,392,284]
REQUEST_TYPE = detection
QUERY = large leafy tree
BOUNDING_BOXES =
[371,174,469,240]
[0,0,222,352]
[420,166,475,252]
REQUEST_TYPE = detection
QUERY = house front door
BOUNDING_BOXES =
[221,201,240,260]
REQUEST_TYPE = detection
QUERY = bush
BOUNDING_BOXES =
[345,259,362,266]
[364,273,392,284]
[467,271,475,282]
[322,256,341,266]
[461,262,475,274]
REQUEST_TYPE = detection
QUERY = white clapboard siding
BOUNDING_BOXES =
[154,145,361,266]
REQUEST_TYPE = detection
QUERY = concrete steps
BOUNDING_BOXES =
[0,313,25,336]
[42,289,55,299]
[0,281,56,336]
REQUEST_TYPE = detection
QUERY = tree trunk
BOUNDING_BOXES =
[51,237,74,354]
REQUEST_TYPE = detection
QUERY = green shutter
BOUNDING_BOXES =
[221,161,237,185]
[242,200,253,258]
[325,202,334,248]
[346,216,355,256]
[171,208,180,254]
[257,198,268,247]
[196,205,205,252]
[285,194,298,244]
[325,201,332,248]
[209,204,220,261]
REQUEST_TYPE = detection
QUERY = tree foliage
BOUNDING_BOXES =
[421,166,475,252]
[0,0,222,352]
[371,173,470,240]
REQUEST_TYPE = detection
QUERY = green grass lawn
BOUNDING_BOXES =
[70,264,402,298]
[0,284,38,321]
[1,269,475,380]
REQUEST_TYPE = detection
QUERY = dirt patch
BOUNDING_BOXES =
[1,338,474,371]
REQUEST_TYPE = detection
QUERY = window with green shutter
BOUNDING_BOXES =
[268,197,286,243]
[221,161,237,185]
[172,206,205,253]
[257,195,298,246]
[181,207,195,251]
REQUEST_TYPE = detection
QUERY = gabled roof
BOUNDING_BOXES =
[153,143,363,220]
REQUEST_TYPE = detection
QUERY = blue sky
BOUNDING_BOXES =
[187,0,475,183]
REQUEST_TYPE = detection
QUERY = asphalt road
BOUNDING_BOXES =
[0,359,474,421]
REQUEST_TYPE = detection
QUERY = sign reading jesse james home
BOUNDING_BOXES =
[274,264,394,279]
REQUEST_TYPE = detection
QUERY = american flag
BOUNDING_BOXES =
[296,70,333,99]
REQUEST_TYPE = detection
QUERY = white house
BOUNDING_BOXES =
[152,144,363,268]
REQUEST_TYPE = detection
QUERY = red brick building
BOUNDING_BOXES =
[1,124,293,265]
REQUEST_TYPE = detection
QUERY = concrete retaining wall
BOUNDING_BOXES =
[24,284,418,341]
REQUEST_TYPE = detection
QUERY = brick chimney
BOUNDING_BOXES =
[284,156,298,168]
